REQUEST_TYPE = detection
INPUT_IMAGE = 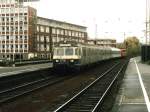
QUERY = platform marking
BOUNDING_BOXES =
[121,102,146,105]
[134,59,150,112]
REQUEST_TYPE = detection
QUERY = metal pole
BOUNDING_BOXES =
[146,0,148,44]
[124,32,126,49]
[149,0,150,44]
[146,0,150,44]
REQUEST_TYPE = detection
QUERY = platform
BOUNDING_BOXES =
[111,57,150,112]
[0,63,52,78]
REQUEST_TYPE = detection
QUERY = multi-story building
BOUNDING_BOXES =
[87,39,96,45]
[0,0,37,60]
[35,17,87,59]
[0,0,87,60]
[87,39,116,47]
[96,39,116,47]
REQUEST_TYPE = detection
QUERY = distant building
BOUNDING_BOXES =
[0,0,37,60]
[95,39,116,47]
[87,39,96,45]
[0,0,87,60]
[35,17,87,59]
[87,39,116,47]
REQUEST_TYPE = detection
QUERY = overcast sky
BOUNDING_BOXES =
[27,0,146,42]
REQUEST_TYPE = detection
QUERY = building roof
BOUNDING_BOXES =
[37,16,87,29]
[18,0,40,2]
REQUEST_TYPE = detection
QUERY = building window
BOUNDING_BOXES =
[82,33,84,37]
[20,45,22,49]
[40,26,44,32]
[6,18,9,22]
[76,32,78,37]
[11,45,13,49]
[6,27,9,31]
[61,38,64,41]
[11,27,13,32]
[15,27,18,31]
[41,44,44,51]
[46,45,49,51]
[68,31,71,36]
[65,30,68,35]
[37,44,39,51]
[6,36,9,40]
[20,36,22,40]
[16,45,18,48]
[24,36,27,40]
[37,26,39,32]
[52,28,56,34]
[72,32,75,36]
[20,26,22,31]
[46,36,49,42]
[61,29,64,35]
[57,29,60,34]
[53,37,56,42]
[2,45,5,49]
[16,36,18,40]
[2,17,5,22]
[24,45,27,49]
[37,35,39,41]
[2,27,5,31]
[24,17,27,21]
[11,17,13,22]
[6,45,9,49]
[40,36,44,42]
[46,27,49,33]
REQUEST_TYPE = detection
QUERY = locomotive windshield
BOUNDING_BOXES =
[65,48,73,55]
[54,48,64,56]
[54,47,80,56]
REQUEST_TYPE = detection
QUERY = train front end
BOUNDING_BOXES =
[53,43,81,70]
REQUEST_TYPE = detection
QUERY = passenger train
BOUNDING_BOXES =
[53,41,125,70]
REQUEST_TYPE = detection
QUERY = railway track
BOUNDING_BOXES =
[0,68,51,91]
[54,60,128,112]
[0,74,74,104]
[0,58,125,109]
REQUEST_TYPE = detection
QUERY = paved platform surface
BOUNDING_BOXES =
[0,63,52,78]
[111,57,150,112]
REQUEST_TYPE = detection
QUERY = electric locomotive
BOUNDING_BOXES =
[53,42,81,69]
[53,41,121,70]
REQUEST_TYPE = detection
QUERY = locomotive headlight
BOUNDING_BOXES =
[70,60,74,62]
[55,60,59,62]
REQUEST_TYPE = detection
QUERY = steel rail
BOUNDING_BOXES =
[54,62,121,112]
[0,75,74,104]
[92,61,127,112]
[0,76,52,94]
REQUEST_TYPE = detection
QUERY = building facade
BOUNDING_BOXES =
[0,0,37,60]
[35,17,87,60]
[95,39,116,47]
[87,39,116,47]
[0,1,87,60]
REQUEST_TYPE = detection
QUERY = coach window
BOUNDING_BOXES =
[82,48,86,56]
[75,48,78,55]
[75,48,81,55]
